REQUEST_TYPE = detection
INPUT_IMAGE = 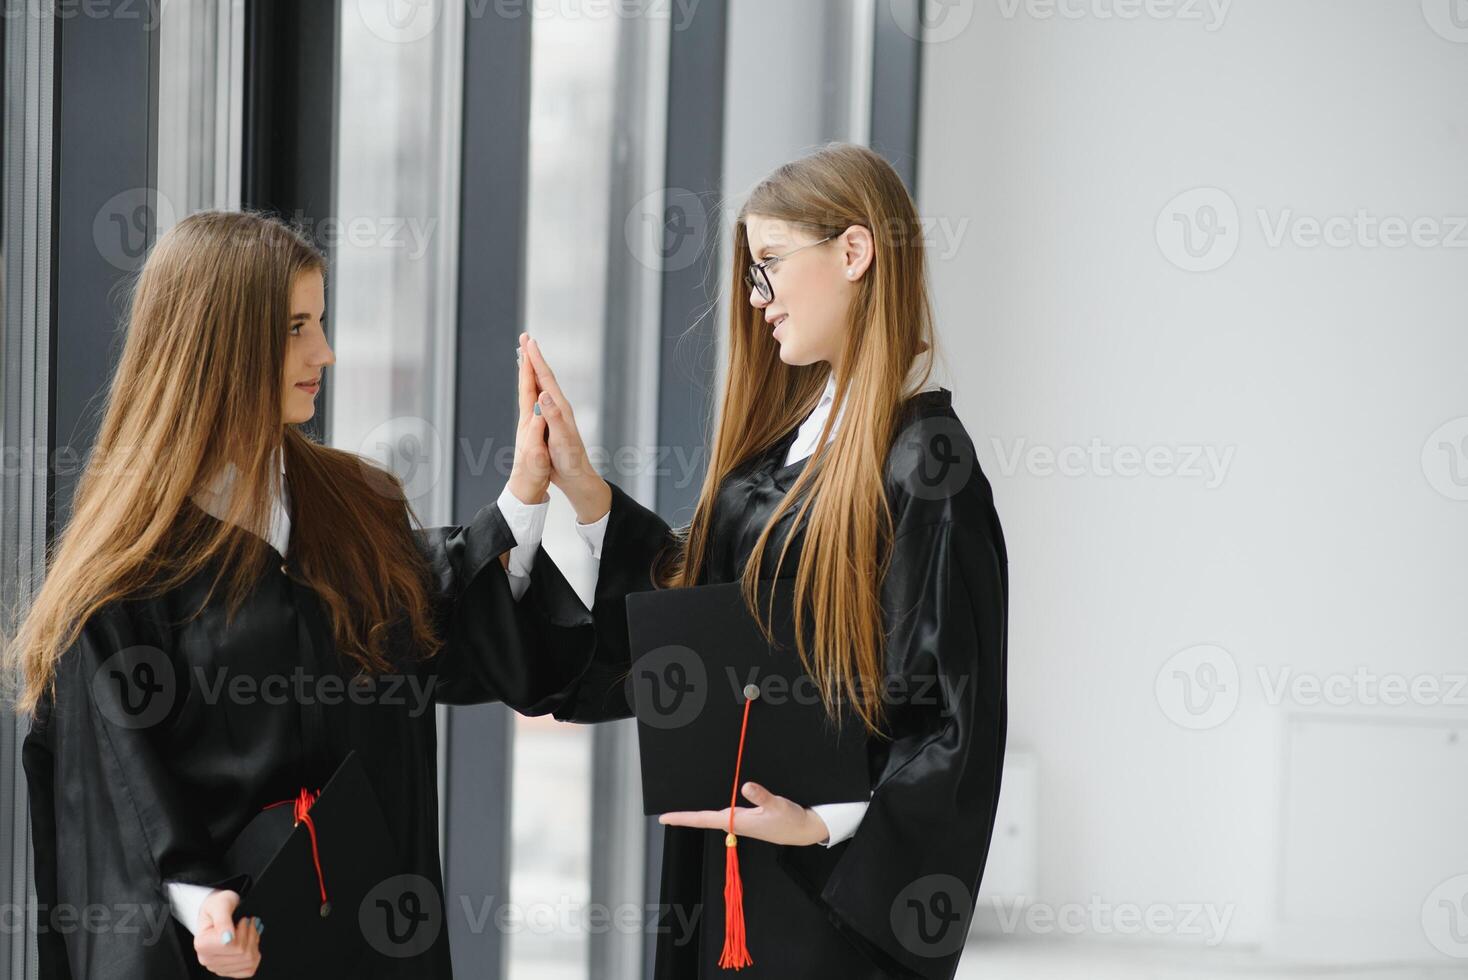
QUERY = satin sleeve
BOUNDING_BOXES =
[777,490,1009,979]
[22,604,249,980]
[411,495,621,721]
[579,479,679,678]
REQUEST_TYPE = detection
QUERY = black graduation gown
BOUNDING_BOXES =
[22,495,631,980]
[589,388,1009,980]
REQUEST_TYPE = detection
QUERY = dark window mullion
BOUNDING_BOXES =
[443,8,535,980]
[241,0,338,445]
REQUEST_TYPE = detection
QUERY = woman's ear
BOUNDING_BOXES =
[840,224,875,282]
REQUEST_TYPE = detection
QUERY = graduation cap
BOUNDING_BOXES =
[223,749,399,978]
[625,579,870,971]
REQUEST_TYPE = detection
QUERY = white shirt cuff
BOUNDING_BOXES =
[575,508,610,560]
[166,881,215,935]
[810,800,869,847]
[496,485,549,601]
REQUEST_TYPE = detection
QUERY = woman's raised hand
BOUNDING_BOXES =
[506,333,553,507]
[520,333,612,525]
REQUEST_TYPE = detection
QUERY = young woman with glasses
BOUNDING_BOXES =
[518,142,1009,979]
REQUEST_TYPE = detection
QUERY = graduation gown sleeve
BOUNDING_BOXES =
[578,478,679,680]
[411,494,632,722]
[23,601,248,980]
[777,473,1009,980]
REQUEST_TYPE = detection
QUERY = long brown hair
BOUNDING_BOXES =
[656,143,939,737]
[7,210,442,717]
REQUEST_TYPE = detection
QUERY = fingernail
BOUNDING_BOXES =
[254,917,264,935]
[532,403,541,416]
[220,930,233,945]
[541,392,554,407]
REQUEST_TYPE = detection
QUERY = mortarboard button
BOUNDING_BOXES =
[743,683,760,701]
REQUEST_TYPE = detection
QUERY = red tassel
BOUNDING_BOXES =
[718,694,756,970]
[264,786,330,914]
[719,832,753,969]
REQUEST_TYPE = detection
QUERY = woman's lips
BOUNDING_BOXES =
[295,381,319,394]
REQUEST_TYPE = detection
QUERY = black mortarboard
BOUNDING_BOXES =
[626,578,873,968]
[222,749,399,979]
[625,577,871,814]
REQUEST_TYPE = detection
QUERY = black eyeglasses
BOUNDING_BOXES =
[745,235,835,303]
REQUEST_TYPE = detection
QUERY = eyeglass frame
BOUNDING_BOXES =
[745,234,835,303]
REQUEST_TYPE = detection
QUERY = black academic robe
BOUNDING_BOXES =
[590,388,1009,980]
[22,496,630,980]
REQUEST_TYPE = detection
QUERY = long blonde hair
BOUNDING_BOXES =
[656,143,939,736]
[7,210,442,717]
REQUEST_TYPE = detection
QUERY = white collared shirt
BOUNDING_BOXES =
[782,371,846,470]
[191,448,292,557]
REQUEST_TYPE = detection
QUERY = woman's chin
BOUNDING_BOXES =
[284,402,316,425]
[775,343,813,367]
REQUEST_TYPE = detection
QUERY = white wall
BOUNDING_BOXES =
[919,0,1468,959]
